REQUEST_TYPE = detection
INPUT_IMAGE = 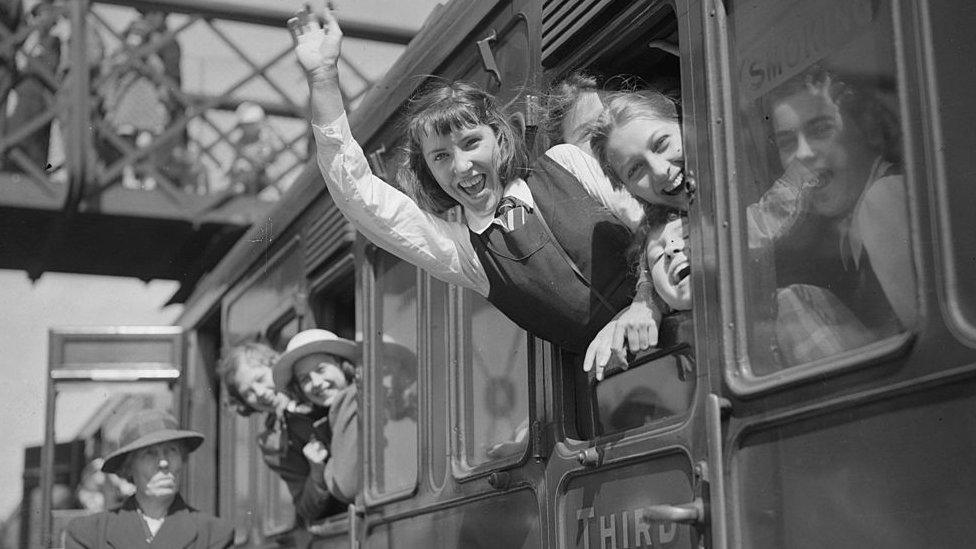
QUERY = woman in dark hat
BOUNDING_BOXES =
[64,409,233,548]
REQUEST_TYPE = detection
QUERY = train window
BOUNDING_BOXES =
[455,291,530,471]
[425,276,450,489]
[926,5,976,343]
[224,239,303,346]
[592,349,695,436]
[310,261,357,341]
[726,0,917,384]
[47,382,175,543]
[367,249,419,498]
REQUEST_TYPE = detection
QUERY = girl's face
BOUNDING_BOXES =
[561,90,604,156]
[771,88,874,217]
[422,124,503,218]
[231,364,278,413]
[606,117,689,211]
[646,215,692,311]
[294,353,350,408]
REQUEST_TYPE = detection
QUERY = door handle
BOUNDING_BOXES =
[641,497,704,525]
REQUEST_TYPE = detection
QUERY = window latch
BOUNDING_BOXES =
[477,29,501,86]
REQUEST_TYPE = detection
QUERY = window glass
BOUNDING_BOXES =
[458,290,529,469]
[369,250,419,496]
[48,382,174,543]
[729,0,915,376]
[225,242,302,346]
[592,351,695,436]
[926,5,976,341]
[426,276,450,488]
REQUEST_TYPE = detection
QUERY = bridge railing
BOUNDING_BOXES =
[0,0,411,213]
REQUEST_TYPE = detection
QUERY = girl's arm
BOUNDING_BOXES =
[293,9,489,295]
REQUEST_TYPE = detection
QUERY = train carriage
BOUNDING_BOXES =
[35,0,976,547]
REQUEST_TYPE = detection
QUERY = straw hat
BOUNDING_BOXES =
[101,409,204,475]
[273,329,359,389]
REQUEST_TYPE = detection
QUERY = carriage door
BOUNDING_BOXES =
[545,1,722,548]
[38,327,184,548]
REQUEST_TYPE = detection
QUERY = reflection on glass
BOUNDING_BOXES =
[593,353,694,435]
[370,250,419,495]
[731,0,916,374]
[461,291,529,467]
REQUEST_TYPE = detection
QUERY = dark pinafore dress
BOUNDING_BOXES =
[469,154,638,354]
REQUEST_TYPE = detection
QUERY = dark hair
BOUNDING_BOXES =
[762,67,901,166]
[541,71,602,147]
[587,89,681,189]
[399,80,528,214]
[289,356,358,407]
[217,342,278,417]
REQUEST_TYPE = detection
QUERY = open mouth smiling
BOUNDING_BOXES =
[661,169,686,196]
[458,174,486,197]
[668,256,691,286]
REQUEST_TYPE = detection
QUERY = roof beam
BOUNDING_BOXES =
[92,0,416,44]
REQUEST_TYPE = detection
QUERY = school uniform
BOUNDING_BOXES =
[313,113,640,353]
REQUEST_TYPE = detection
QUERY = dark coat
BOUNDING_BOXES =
[259,385,360,525]
[64,494,233,549]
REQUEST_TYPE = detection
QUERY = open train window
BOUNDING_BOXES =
[723,0,917,393]
[310,254,357,341]
[366,248,419,501]
[544,3,697,439]
[545,3,681,103]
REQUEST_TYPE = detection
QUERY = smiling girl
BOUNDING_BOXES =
[291,9,643,354]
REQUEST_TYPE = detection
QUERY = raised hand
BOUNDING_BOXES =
[288,5,343,77]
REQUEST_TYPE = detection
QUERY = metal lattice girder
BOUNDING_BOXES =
[92,0,415,43]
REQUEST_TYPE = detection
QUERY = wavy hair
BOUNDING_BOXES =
[761,67,902,167]
[587,89,680,189]
[398,80,528,214]
[217,341,278,417]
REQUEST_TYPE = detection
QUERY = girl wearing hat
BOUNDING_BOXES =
[270,329,361,525]
[64,409,233,548]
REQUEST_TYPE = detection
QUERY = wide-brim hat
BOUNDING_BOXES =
[102,409,204,475]
[368,334,417,374]
[273,329,359,389]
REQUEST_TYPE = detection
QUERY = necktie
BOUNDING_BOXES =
[493,196,530,232]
